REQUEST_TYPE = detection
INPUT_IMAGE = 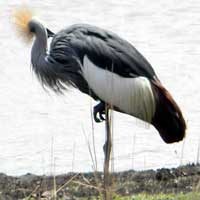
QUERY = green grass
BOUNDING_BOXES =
[23,192,200,200]
[71,192,200,200]
[111,192,200,200]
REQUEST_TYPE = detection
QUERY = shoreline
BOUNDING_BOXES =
[0,164,200,199]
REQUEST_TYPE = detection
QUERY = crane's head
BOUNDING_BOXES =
[12,6,35,43]
[12,6,54,43]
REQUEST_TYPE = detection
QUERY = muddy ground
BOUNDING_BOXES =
[0,164,200,199]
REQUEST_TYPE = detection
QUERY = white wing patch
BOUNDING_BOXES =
[82,56,156,123]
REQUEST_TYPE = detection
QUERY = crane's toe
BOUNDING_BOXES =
[93,102,105,122]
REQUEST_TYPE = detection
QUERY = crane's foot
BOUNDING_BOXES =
[93,102,105,122]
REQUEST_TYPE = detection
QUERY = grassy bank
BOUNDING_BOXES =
[23,192,200,200]
[1,164,200,199]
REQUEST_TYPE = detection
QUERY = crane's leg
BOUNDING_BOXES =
[103,104,112,200]
[93,101,105,122]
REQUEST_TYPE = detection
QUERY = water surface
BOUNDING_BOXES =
[0,0,199,175]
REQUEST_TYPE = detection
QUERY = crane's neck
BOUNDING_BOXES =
[28,19,65,93]
[29,19,48,67]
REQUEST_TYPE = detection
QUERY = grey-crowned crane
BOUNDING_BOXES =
[13,7,186,144]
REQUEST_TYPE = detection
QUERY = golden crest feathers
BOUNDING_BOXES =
[12,6,35,43]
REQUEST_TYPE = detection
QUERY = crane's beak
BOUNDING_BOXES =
[47,28,54,38]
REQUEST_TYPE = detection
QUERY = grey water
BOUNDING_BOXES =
[0,0,200,175]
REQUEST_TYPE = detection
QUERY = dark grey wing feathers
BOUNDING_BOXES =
[53,24,156,79]
[48,24,156,95]
[48,32,99,98]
